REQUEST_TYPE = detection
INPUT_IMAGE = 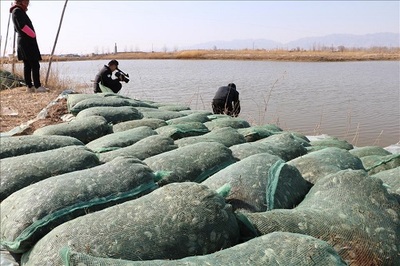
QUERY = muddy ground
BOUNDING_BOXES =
[1,87,69,135]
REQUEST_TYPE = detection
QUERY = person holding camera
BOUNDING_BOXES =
[212,83,241,117]
[93,60,129,93]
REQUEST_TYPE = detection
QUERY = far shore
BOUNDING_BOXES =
[2,48,400,64]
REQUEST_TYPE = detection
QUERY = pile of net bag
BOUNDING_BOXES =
[239,169,400,265]
[60,232,347,265]
[20,182,240,265]
[201,153,312,212]
[1,156,157,254]
[0,92,398,266]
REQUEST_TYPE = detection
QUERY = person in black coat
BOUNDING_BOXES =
[93,60,126,93]
[10,0,48,93]
[212,83,241,117]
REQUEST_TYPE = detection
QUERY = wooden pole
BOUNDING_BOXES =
[12,31,16,74]
[1,11,12,66]
[45,0,68,87]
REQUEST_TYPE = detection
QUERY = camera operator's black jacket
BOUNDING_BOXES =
[212,86,241,117]
[93,65,122,93]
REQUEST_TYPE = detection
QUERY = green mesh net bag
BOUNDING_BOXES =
[69,96,156,116]
[0,70,23,90]
[144,141,237,186]
[207,114,232,120]
[230,132,307,161]
[140,110,187,120]
[60,232,347,266]
[202,153,312,212]
[0,135,84,159]
[155,122,210,140]
[113,118,167,132]
[75,106,144,124]
[288,147,365,184]
[1,156,157,253]
[33,115,112,144]
[236,124,283,142]
[175,127,246,148]
[166,112,211,125]
[180,110,213,116]
[349,145,392,158]
[0,146,100,201]
[203,117,251,131]
[21,182,240,266]
[308,136,354,151]
[66,93,131,112]
[86,126,157,153]
[134,106,161,113]
[240,169,400,265]
[156,104,190,112]
[98,135,177,163]
[359,153,400,175]
[371,166,400,203]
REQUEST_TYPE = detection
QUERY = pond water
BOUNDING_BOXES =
[34,59,400,147]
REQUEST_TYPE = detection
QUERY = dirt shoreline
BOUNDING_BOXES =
[0,87,69,134]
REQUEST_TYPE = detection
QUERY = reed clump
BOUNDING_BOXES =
[176,50,208,59]
[0,64,83,92]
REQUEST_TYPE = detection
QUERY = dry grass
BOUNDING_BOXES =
[0,86,67,133]
[0,65,86,133]
[2,48,395,63]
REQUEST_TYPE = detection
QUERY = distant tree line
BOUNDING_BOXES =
[305,44,399,53]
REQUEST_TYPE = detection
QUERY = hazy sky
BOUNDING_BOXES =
[1,1,399,55]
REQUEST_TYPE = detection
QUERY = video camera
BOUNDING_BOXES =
[115,69,130,83]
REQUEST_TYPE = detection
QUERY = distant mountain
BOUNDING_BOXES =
[286,33,400,50]
[186,38,282,50]
[186,32,399,50]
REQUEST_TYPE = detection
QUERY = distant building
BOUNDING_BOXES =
[114,43,117,54]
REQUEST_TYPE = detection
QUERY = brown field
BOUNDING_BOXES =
[1,49,399,68]
[4,48,396,64]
